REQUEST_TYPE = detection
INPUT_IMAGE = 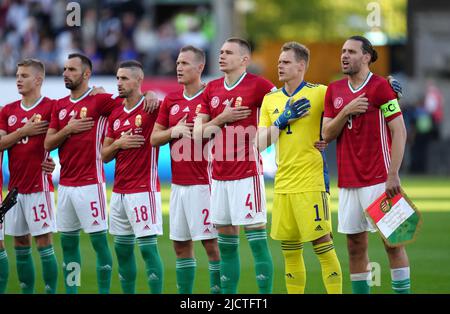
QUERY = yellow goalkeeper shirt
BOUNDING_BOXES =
[259,81,330,194]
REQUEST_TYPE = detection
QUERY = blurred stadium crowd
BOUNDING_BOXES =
[0,0,214,76]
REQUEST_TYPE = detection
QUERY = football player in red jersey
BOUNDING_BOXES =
[0,59,57,293]
[102,60,163,294]
[44,53,116,294]
[151,46,221,294]
[323,36,410,294]
[194,38,276,293]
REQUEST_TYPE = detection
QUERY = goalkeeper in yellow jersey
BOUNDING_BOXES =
[257,42,342,294]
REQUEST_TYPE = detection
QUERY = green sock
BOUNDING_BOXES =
[114,235,137,294]
[137,236,163,293]
[208,260,221,294]
[89,231,113,294]
[15,246,35,294]
[391,267,411,294]
[245,229,274,294]
[0,249,9,294]
[61,231,81,294]
[351,272,371,294]
[218,234,240,294]
[176,258,196,294]
[38,245,58,294]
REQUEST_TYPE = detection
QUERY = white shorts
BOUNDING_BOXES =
[338,182,385,234]
[57,184,108,233]
[5,191,56,237]
[0,222,4,241]
[211,175,266,226]
[109,191,163,238]
[170,184,217,241]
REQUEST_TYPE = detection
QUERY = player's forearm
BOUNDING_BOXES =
[257,126,279,152]
[0,130,24,150]
[388,122,407,176]
[150,128,173,147]
[101,141,120,163]
[322,110,349,143]
[44,128,71,151]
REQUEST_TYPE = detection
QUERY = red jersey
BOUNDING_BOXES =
[0,97,54,194]
[49,88,117,186]
[106,96,160,193]
[199,72,275,181]
[156,87,211,185]
[324,73,402,188]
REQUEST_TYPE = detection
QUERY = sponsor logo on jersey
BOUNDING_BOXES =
[334,97,344,109]
[8,115,17,126]
[182,106,190,113]
[113,119,120,131]
[171,104,180,115]
[135,114,142,127]
[222,98,234,107]
[124,119,130,126]
[211,96,220,108]
[69,110,76,118]
[21,117,28,123]
[272,108,279,114]
[59,109,67,120]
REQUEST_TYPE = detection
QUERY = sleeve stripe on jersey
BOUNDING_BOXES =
[379,110,391,174]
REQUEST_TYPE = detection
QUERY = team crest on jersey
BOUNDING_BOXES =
[334,97,344,109]
[59,109,67,120]
[113,119,121,131]
[211,96,220,108]
[135,114,142,127]
[235,96,242,107]
[171,104,180,115]
[80,107,88,118]
[8,115,17,126]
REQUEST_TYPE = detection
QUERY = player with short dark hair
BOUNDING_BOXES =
[44,54,116,294]
[101,60,164,294]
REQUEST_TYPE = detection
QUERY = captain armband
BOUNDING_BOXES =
[380,99,401,118]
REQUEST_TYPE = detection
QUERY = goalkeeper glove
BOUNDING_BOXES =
[388,75,403,99]
[274,97,311,130]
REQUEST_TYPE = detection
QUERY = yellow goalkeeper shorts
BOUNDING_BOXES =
[271,191,332,242]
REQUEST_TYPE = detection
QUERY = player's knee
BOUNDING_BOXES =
[14,235,31,247]
[244,222,266,230]
[35,232,53,248]
[173,240,193,258]
[347,235,368,258]
[201,239,219,258]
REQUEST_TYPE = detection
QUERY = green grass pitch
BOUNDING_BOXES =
[2,176,450,294]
